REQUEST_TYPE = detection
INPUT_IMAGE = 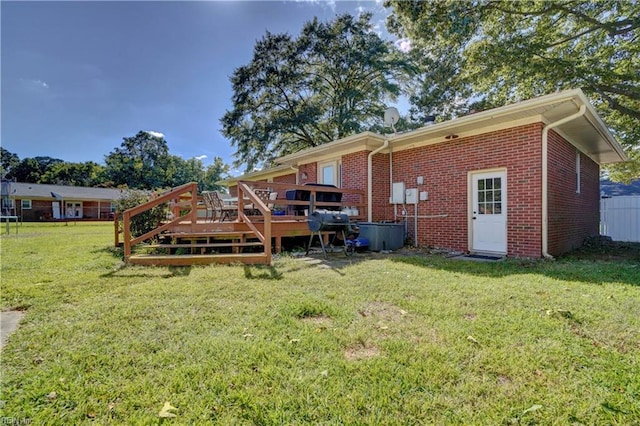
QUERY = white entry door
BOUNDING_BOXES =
[471,171,507,253]
[52,202,61,219]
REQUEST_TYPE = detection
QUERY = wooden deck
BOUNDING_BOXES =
[117,182,365,266]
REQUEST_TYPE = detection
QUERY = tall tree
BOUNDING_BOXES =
[386,0,640,181]
[0,148,20,178]
[222,13,415,171]
[103,131,172,189]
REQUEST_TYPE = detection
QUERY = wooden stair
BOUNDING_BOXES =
[128,230,268,266]
[128,253,270,266]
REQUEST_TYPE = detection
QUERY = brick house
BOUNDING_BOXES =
[4,182,123,221]
[220,89,627,258]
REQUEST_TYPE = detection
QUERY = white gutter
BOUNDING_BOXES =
[541,104,586,258]
[367,138,389,222]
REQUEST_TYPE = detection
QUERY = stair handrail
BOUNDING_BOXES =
[122,182,199,259]
[237,181,272,264]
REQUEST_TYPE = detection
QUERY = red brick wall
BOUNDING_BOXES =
[547,130,600,255]
[299,163,317,185]
[341,151,387,218]
[15,199,113,221]
[389,123,545,257]
[273,173,297,185]
[288,123,597,257]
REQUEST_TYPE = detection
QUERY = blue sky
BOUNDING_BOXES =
[1,0,400,174]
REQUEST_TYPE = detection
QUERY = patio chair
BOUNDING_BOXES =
[203,191,236,222]
[246,189,272,215]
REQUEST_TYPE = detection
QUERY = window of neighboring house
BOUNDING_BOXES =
[318,160,341,187]
[576,150,581,194]
[110,203,116,213]
[21,199,32,210]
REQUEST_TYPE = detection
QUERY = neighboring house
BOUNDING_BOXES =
[221,89,628,258]
[3,182,124,221]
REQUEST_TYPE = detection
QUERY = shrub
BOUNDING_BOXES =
[114,189,166,238]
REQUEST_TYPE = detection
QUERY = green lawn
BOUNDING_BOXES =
[1,222,639,424]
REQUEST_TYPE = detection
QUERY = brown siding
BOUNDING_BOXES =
[547,130,600,255]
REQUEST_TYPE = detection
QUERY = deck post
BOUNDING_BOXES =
[114,211,120,247]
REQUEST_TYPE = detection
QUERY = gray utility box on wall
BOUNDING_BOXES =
[357,222,404,251]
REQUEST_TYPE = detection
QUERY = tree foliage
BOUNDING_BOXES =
[166,156,230,192]
[222,13,415,171]
[386,0,640,181]
[9,156,64,183]
[39,161,105,187]
[1,148,20,178]
[2,135,231,191]
[103,131,172,190]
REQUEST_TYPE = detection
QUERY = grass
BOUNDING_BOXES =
[1,222,639,424]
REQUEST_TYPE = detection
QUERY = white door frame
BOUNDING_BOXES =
[65,201,83,219]
[468,168,507,254]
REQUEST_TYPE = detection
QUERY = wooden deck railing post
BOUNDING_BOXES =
[114,211,120,247]
[190,183,198,224]
[123,210,131,258]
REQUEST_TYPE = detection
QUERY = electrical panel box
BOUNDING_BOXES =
[405,188,418,204]
[419,191,429,201]
[391,182,405,204]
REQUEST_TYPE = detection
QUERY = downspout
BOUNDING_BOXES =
[541,104,586,258]
[368,138,389,222]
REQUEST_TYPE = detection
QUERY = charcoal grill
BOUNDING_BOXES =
[306,211,358,257]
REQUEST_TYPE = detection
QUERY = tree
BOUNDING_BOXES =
[166,156,205,190]
[103,131,172,189]
[386,0,640,181]
[201,157,231,192]
[39,161,105,187]
[222,13,415,171]
[0,148,20,178]
[9,156,64,183]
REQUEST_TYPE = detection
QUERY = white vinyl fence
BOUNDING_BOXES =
[600,195,640,242]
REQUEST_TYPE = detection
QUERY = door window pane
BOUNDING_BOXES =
[477,176,503,215]
[322,165,334,185]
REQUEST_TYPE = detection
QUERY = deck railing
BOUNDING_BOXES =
[237,181,272,264]
[120,182,199,259]
[235,181,366,220]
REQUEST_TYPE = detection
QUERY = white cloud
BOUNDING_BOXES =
[19,78,49,90]
[395,38,412,53]
[145,131,164,138]
[293,0,336,12]
[195,155,207,160]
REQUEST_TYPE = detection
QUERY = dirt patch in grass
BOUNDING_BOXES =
[300,314,332,326]
[344,343,381,361]
[358,301,408,322]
